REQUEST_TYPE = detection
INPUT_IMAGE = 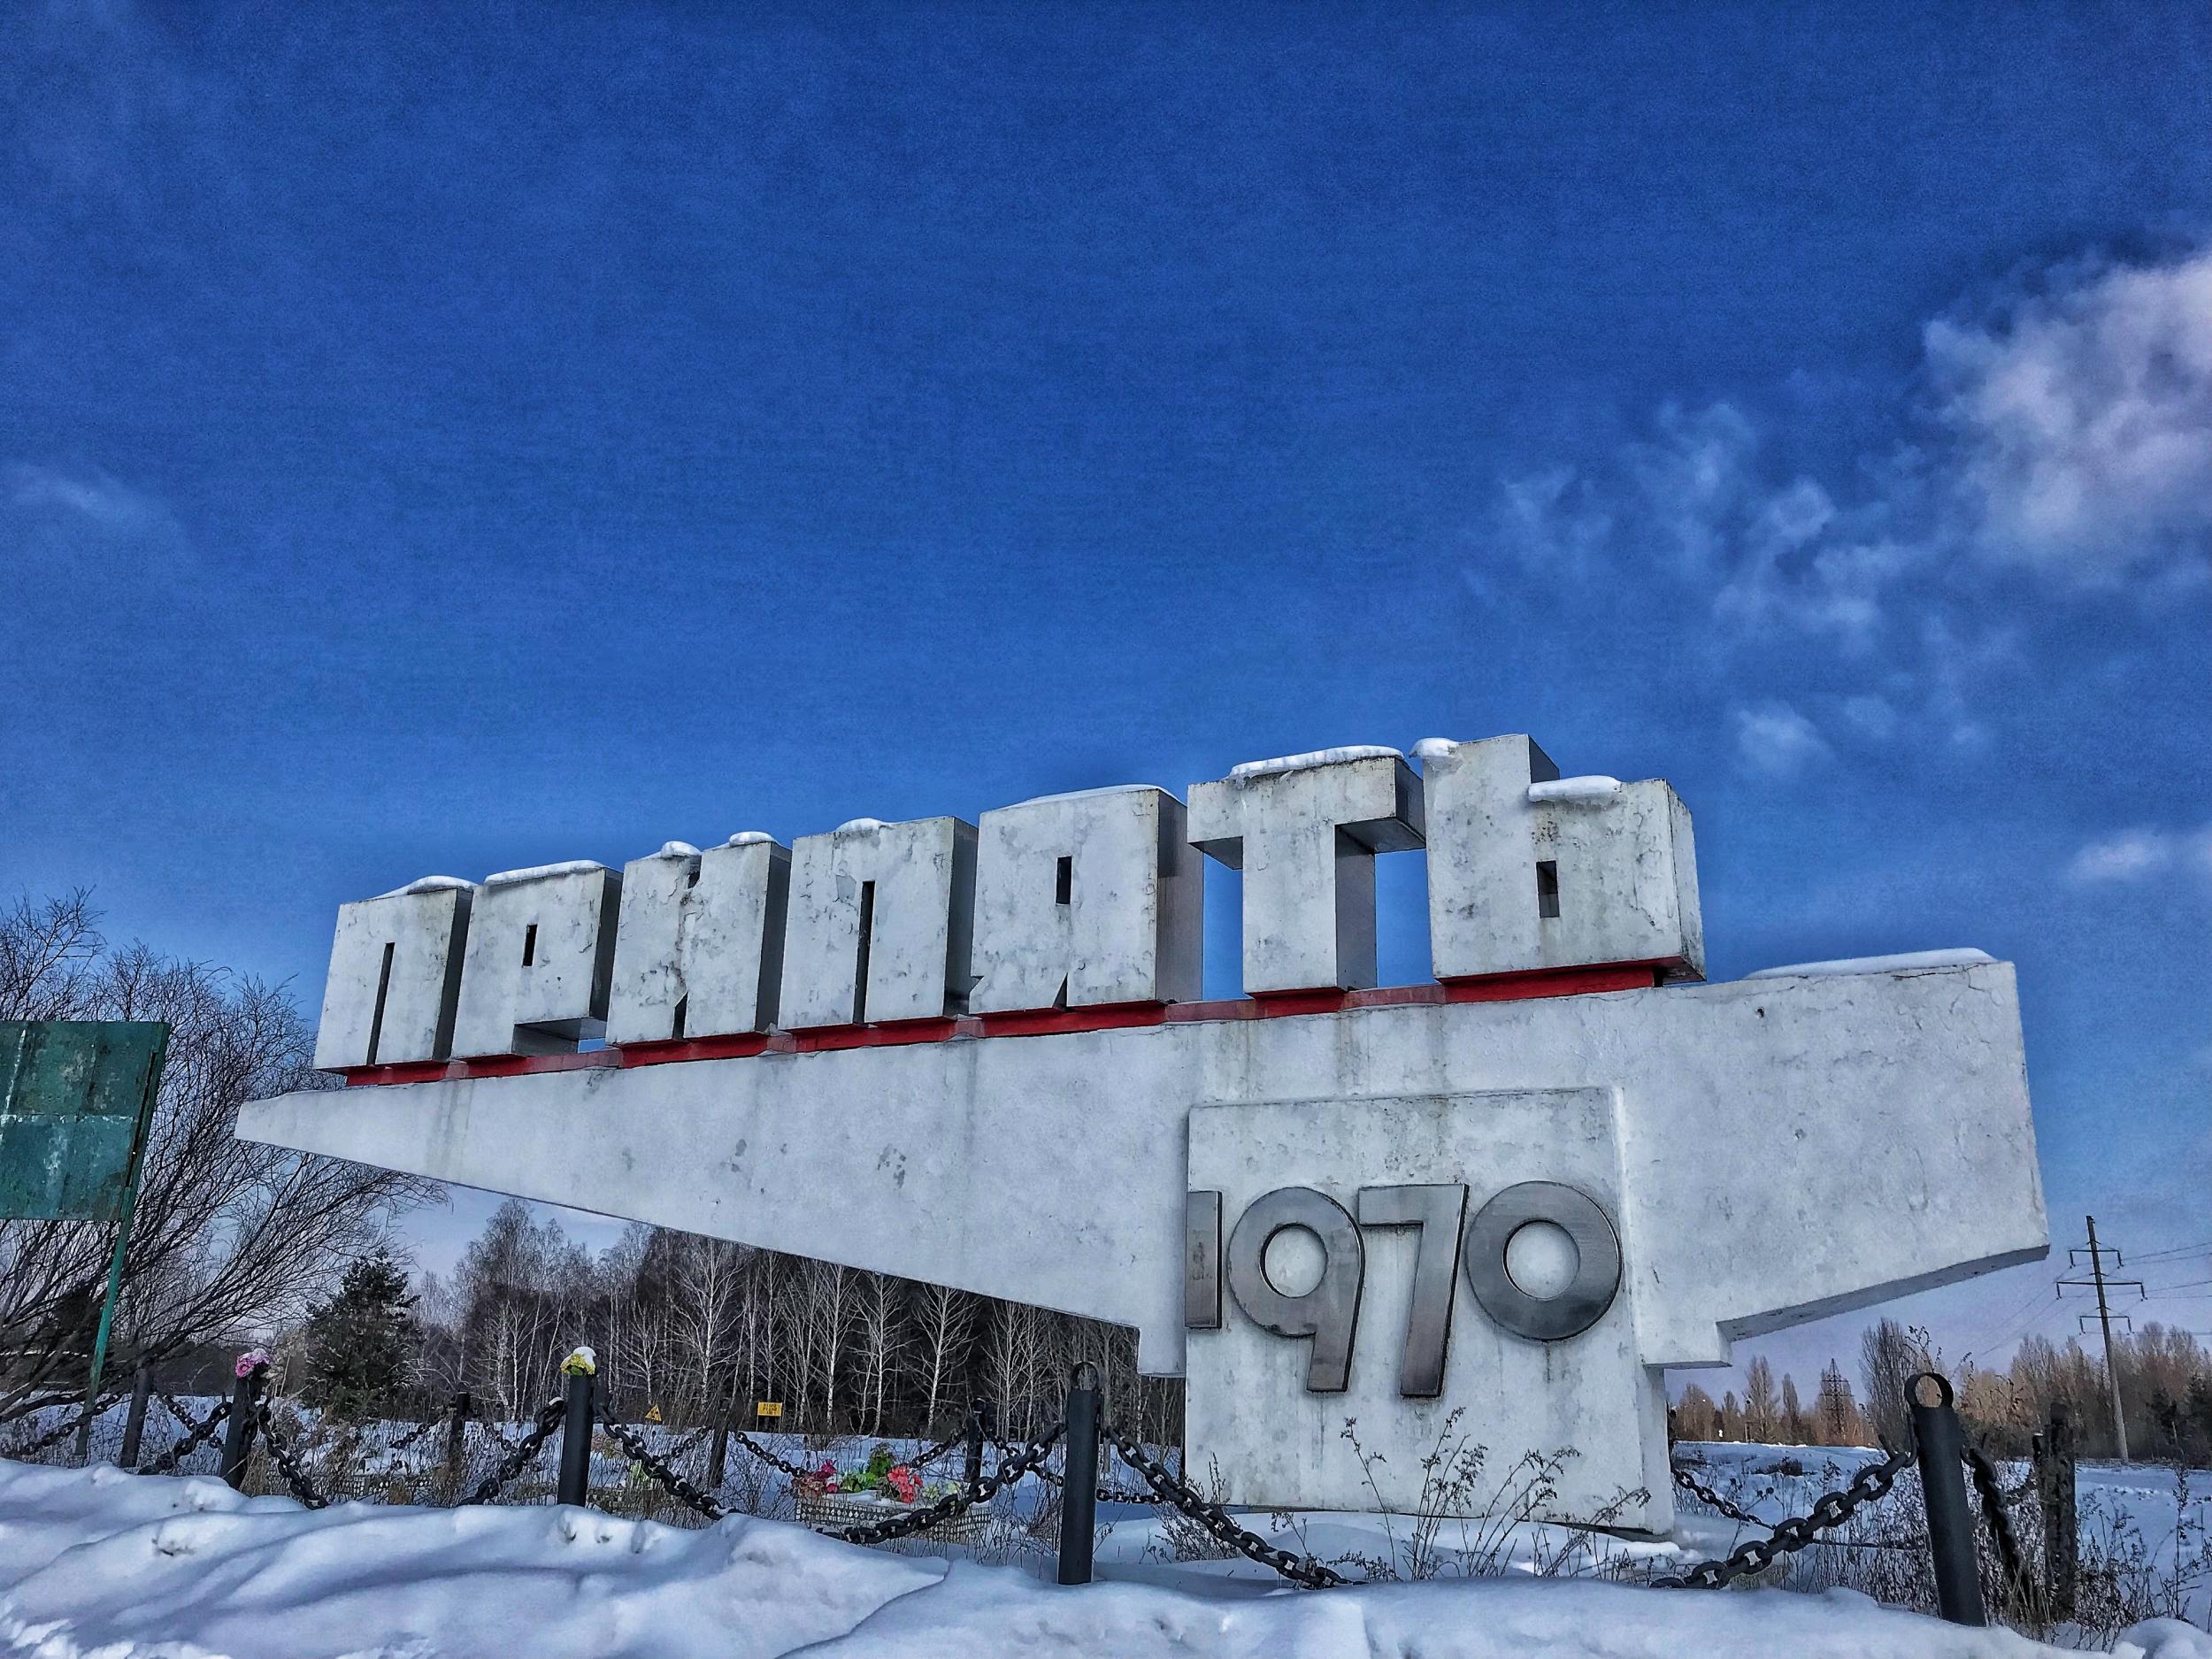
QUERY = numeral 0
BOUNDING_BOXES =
[1187,1180,1623,1395]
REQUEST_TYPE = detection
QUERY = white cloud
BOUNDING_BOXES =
[1487,241,2212,757]
[1841,694,1899,741]
[7,463,168,534]
[2066,825,2212,886]
[1928,249,2212,585]
[1733,701,1831,778]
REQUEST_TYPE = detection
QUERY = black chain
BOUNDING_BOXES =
[254,1398,333,1510]
[3,1391,125,1457]
[723,1422,974,1493]
[992,1433,1156,1505]
[137,1396,232,1475]
[600,1411,727,1522]
[385,1402,457,1455]
[726,1428,825,1482]
[457,1398,565,1506]
[824,1422,1065,1546]
[1962,1444,2034,1613]
[1652,1443,1917,1589]
[1103,1421,1345,1588]
[1670,1463,1764,1527]
[908,1432,961,1470]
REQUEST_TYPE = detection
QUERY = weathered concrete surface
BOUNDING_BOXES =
[1188,1088,1664,1524]
[607,838,791,1042]
[779,818,978,1028]
[969,787,1202,1012]
[1187,753,1425,994]
[242,958,2044,1524]
[449,866,621,1059]
[312,882,472,1069]
[1422,735,1703,981]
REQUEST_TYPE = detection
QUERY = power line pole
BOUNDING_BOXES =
[2057,1216,2143,1464]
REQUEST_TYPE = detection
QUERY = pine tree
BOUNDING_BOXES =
[303,1251,419,1419]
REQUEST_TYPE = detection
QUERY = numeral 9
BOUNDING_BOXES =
[1187,1180,1623,1395]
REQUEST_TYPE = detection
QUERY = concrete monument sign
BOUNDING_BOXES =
[242,737,2046,1530]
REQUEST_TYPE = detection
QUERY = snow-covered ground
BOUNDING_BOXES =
[1,1459,2208,1659]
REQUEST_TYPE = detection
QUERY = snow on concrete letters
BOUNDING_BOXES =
[608,835,791,1041]
[969,785,1202,1013]
[449,863,621,1058]
[6,1461,2184,1659]
[248,738,2047,1530]
[1188,749,1425,992]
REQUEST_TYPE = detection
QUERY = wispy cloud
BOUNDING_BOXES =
[2066,825,2212,887]
[1733,700,1831,778]
[1929,249,2212,586]
[1491,242,2212,771]
[8,463,172,535]
[4,461,192,593]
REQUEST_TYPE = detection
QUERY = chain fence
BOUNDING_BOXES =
[1,1360,2095,1628]
[1652,1443,1919,1589]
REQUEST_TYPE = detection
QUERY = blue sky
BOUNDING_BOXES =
[4,2,2208,1394]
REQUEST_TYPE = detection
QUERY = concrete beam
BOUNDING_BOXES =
[243,958,2044,1527]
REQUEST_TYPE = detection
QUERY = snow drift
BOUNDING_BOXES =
[0,1460,2202,1659]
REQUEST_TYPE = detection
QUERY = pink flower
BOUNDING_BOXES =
[234,1349,271,1379]
[886,1465,920,1503]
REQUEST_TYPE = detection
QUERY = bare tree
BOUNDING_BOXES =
[1858,1317,1930,1450]
[0,895,437,1420]
[800,1259,858,1431]
[667,1231,747,1421]
[909,1278,974,1435]
[1742,1355,1780,1442]
[850,1270,907,1434]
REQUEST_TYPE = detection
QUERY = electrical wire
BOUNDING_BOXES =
[2131,1240,2212,1263]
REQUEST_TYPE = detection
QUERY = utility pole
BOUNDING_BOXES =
[2057,1216,2143,1464]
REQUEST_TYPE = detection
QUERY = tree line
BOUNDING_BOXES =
[354,1199,1186,1446]
[1672,1317,2212,1464]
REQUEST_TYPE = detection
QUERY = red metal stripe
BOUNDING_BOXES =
[338,958,1683,1087]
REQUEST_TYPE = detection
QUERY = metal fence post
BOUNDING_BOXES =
[2039,1403,2078,1619]
[557,1356,595,1507]
[443,1391,471,1496]
[706,1401,731,1492]
[1909,1371,1985,1626]
[117,1362,152,1468]
[220,1361,265,1492]
[963,1404,986,1501]
[1056,1362,1102,1586]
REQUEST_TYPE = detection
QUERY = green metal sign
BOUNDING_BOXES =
[0,1021,169,1438]
[0,1022,167,1222]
